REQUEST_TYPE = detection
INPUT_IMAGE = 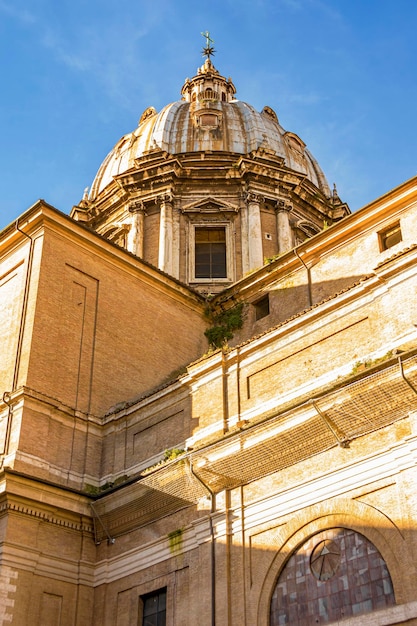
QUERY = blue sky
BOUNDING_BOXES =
[1,0,416,231]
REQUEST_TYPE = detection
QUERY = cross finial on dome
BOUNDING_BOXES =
[201,31,215,59]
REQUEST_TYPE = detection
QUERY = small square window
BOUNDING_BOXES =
[378,222,402,251]
[254,295,270,320]
[140,588,166,626]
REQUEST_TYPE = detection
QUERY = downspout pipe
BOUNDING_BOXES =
[294,247,313,307]
[222,350,229,433]
[398,355,417,395]
[1,220,34,467]
[189,459,216,626]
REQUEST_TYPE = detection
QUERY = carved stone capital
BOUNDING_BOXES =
[246,191,264,205]
[128,199,146,213]
[275,199,293,213]
[156,192,173,206]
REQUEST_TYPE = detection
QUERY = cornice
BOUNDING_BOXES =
[0,499,93,533]
[0,469,94,532]
[1,202,206,311]
[0,385,103,424]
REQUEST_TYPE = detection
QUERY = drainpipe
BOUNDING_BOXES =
[294,247,313,307]
[189,459,216,626]
[222,351,230,433]
[236,347,241,424]
[1,220,34,468]
[240,485,248,626]
[398,355,417,395]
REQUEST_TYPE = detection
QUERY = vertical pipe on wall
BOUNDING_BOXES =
[294,247,313,307]
[189,459,216,626]
[225,488,232,626]
[12,220,34,391]
[222,350,230,433]
[240,485,248,626]
[0,220,34,467]
[82,281,99,484]
[236,347,241,424]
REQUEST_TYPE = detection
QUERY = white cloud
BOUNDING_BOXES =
[0,0,35,24]
[0,0,172,111]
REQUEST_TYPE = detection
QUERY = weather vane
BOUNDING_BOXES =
[201,31,215,59]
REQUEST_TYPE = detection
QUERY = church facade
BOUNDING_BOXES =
[1,50,417,626]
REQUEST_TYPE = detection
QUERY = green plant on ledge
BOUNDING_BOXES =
[164,448,185,461]
[141,448,186,476]
[351,350,394,375]
[204,302,244,349]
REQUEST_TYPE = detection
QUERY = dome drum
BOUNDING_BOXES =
[71,58,349,291]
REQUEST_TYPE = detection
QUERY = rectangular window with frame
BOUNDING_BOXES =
[140,588,166,626]
[378,222,402,251]
[195,226,227,279]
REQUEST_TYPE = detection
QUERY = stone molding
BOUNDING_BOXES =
[0,500,93,533]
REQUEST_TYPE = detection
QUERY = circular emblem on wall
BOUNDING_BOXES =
[310,539,341,581]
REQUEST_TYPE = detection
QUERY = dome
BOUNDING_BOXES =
[72,52,349,292]
[89,59,330,200]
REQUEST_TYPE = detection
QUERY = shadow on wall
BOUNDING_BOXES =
[90,492,417,626]
[233,274,369,345]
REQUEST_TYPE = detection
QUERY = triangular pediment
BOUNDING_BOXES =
[181,196,238,214]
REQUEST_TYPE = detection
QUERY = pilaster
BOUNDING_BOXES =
[246,192,264,271]
[128,200,146,258]
[276,199,293,254]
[157,193,174,275]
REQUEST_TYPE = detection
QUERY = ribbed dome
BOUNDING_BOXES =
[89,59,330,200]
